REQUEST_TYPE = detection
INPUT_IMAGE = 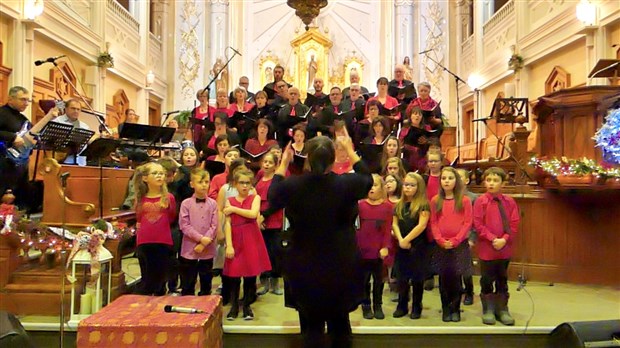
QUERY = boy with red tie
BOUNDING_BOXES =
[473,167,520,325]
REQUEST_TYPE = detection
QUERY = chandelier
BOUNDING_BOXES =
[287,0,328,30]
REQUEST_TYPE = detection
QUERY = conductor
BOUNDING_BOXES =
[268,130,372,348]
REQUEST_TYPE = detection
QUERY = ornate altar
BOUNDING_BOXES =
[290,27,332,96]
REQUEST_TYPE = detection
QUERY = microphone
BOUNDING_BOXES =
[472,117,493,122]
[164,110,181,115]
[163,305,204,314]
[34,55,67,66]
[230,47,242,56]
[419,49,432,55]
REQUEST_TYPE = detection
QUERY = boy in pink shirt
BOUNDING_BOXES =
[473,167,520,326]
[178,169,219,296]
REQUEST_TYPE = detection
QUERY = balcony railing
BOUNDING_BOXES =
[106,0,139,32]
[483,0,514,35]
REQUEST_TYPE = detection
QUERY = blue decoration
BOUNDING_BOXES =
[594,107,620,164]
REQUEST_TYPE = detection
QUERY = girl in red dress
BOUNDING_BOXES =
[223,169,271,320]
[356,174,392,320]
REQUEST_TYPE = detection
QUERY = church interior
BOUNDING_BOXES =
[0,0,619,347]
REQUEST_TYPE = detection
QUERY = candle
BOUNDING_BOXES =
[80,293,92,315]
[504,83,516,98]
[86,287,104,313]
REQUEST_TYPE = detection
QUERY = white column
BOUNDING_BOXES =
[209,0,229,73]
[10,20,36,119]
[379,1,394,76]
[394,0,414,65]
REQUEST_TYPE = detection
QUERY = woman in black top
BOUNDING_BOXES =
[268,133,372,348]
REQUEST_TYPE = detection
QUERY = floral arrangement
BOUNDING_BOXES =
[175,110,192,127]
[97,51,114,68]
[593,107,620,165]
[508,54,524,73]
[529,156,620,186]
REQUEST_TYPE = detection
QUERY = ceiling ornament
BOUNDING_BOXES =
[287,0,328,31]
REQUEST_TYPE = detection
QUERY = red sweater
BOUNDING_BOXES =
[356,200,393,260]
[473,192,520,261]
[208,171,228,200]
[255,177,284,229]
[136,193,177,246]
[425,174,440,241]
[430,196,472,248]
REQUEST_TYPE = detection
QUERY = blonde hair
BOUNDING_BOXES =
[233,169,254,184]
[133,162,170,211]
[395,172,428,220]
[369,173,387,200]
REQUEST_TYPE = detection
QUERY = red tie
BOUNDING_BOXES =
[290,106,296,116]
[334,106,339,113]
[351,102,355,110]
[398,81,403,87]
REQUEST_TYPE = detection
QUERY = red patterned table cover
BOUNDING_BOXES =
[77,295,223,347]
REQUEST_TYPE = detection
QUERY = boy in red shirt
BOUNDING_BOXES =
[473,167,520,326]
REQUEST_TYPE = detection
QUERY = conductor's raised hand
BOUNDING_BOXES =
[281,141,294,166]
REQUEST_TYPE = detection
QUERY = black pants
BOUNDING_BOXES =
[360,258,384,306]
[167,226,182,292]
[480,259,510,294]
[261,228,281,278]
[179,256,214,296]
[136,243,171,296]
[397,280,424,312]
[0,159,30,210]
[229,276,257,307]
[298,310,352,348]
[439,272,461,309]
[462,275,474,295]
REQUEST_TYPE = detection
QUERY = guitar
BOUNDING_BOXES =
[4,100,65,166]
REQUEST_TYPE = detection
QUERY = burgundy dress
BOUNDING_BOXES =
[223,195,272,277]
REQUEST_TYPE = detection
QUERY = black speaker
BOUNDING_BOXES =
[0,311,36,348]
[549,320,620,348]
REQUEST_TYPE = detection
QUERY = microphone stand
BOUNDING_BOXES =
[59,171,70,348]
[422,52,468,164]
[51,62,112,135]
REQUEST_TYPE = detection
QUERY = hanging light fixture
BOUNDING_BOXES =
[287,0,328,30]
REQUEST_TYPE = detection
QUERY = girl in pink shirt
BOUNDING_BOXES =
[134,162,177,296]
[430,167,473,322]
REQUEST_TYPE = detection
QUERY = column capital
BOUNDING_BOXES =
[394,0,414,7]
[209,0,229,5]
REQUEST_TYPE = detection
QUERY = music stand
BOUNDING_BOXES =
[82,138,120,218]
[588,59,620,84]
[62,127,96,165]
[490,98,529,124]
[30,122,74,181]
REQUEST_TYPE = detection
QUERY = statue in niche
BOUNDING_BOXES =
[264,66,273,84]
[403,56,414,81]
[308,54,318,89]
[210,58,228,97]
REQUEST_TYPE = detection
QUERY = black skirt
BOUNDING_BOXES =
[431,242,473,277]
[393,240,430,282]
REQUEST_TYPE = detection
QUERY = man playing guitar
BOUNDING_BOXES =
[0,86,59,211]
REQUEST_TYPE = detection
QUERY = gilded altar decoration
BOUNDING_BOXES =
[179,0,202,99]
[421,1,445,100]
[287,0,328,31]
[258,51,281,88]
[343,53,364,87]
[290,28,333,97]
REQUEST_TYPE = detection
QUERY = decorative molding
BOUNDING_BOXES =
[421,1,445,100]
[209,0,229,4]
[545,66,571,95]
[106,0,139,32]
[483,0,514,35]
[394,0,414,6]
[178,0,201,98]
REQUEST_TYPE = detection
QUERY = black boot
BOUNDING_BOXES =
[362,304,374,319]
[462,275,474,305]
[423,276,435,291]
[372,282,385,319]
[450,292,461,322]
[392,281,409,318]
[410,281,423,319]
[440,287,451,322]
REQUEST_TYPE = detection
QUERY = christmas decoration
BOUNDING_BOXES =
[593,107,620,164]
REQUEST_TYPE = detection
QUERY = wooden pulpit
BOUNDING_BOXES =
[532,86,620,162]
